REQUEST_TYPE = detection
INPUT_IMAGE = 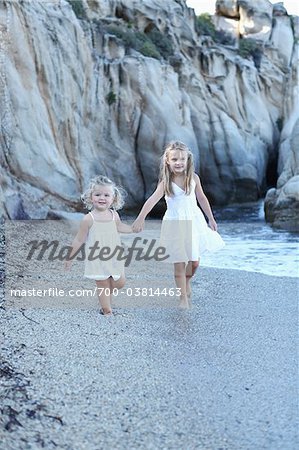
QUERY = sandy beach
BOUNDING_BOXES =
[1,223,298,450]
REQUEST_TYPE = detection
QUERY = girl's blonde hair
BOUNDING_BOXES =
[159,141,194,196]
[81,175,126,210]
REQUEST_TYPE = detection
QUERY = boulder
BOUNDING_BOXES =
[265,116,299,231]
[272,2,288,16]
[238,0,273,41]
[215,0,239,18]
[213,15,239,41]
[270,15,294,66]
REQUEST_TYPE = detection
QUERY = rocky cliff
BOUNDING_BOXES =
[0,0,298,229]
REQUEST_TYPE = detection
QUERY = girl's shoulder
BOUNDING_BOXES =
[192,173,201,184]
[77,212,92,232]
[83,212,93,224]
[157,180,165,192]
[111,209,120,221]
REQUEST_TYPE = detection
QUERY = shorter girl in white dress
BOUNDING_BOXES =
[65,175,133,315]
[133,141,225,309]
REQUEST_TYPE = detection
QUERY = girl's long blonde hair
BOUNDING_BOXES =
[81,175,126,210]
[159,141,194,196]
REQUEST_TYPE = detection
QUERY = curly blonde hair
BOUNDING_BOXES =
[159,141,194,196]
[81,175,126,211]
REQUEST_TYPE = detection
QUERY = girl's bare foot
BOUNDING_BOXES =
[179,295,190,309]
[100,308,113,315]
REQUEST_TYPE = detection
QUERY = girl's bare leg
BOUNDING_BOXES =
[96,279,112,315]
[110,275,126,308]
[174,263,189,309]
[110,275,126,290]
[186,260,200,298]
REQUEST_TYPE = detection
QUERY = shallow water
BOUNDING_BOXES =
[202,201,299,278]
[124,201,298,279]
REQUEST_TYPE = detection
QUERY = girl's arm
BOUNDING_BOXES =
[64,214,91,269]
[114,211,134,233]
[194,174,218,231]
[132,181,164,232]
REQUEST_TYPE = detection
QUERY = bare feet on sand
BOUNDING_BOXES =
[179,295,190,309]
[100,308,113,316]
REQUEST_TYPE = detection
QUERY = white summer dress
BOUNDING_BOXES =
[84,210,124,281]
[159,180,225,263]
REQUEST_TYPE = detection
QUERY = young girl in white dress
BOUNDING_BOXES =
[133,141,225,309]
[65,175,133,315]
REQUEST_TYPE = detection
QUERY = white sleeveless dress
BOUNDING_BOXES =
[159,180,225,263]
[84,210,124,281]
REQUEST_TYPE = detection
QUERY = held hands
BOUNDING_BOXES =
[132,218,145,233]
[208,217,218,231]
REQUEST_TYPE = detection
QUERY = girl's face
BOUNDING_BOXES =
[167,150,188,174]
[91,185,114,210]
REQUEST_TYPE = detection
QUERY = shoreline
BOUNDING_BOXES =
[200,264,299,279]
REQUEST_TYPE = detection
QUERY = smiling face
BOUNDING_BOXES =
[91,184,115,210]
[166,150,188,174]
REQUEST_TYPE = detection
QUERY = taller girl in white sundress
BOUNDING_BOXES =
[132,141,225,310]
[161,179,224,263]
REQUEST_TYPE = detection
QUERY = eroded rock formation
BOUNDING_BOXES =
[0,0,298,229]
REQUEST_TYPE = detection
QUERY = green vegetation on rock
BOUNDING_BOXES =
[196,13,216,38]
[106,91,117,105]
[196,13,235,46]
[104,24,173,60]
[238,38,263,68]
[66,0,85,19]
[147,29,174,59]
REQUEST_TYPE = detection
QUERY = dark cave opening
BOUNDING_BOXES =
[265,151,279,191]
